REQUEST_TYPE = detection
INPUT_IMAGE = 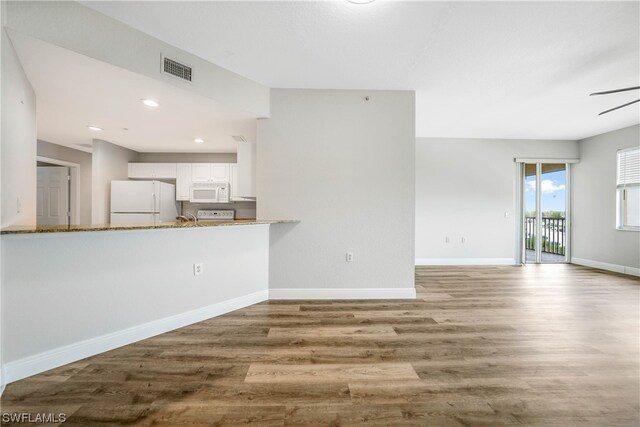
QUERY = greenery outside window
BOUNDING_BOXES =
[616,147,640,231]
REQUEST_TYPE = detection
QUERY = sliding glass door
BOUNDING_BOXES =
[523,163,569,264]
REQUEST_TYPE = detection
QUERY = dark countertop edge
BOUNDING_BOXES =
[0,220,300,236]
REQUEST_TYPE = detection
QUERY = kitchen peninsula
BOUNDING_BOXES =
[0,219,298,383]
[0,219,296,234]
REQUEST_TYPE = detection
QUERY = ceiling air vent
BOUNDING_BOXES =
[232,135,248,142]
[161,55,192,82]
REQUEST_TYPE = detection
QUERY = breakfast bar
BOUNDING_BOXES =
[0,219,297,235]
[0,219,298,383]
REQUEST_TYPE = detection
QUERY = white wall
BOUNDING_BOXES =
[37,140,92,224]
[572,125,640,273]
[91,139,139,224]
[1,28,36,228]
[1,224,269,382]
[4,1,269,118]
[415,138,578,264]
[257,89,416,298]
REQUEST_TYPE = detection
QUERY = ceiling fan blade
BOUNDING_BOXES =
[598,99,640,115]
[590,86,640,96]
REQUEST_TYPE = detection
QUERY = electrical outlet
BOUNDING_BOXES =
[445,236,450,243]
[346,252,354,262]
[193,263,203,276]
[461,237,466,243]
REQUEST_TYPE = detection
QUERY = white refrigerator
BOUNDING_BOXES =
[110,180,178,225]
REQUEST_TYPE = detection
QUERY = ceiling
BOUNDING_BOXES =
[9,31,257,153]
[82,0,640,141]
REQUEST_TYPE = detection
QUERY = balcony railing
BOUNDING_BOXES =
[525,217,566,255]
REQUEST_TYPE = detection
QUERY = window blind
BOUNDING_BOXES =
[617,147,640,187]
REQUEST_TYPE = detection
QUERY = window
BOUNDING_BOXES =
[617,147,640,230]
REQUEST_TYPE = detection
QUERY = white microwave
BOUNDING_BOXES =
[190,182,229,203]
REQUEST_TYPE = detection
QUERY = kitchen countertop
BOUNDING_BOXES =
[0,219,299,235]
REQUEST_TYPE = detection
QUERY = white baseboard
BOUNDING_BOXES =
[571,258,640,277]
[3,289,268,384]
[269,288,416,300]
[415,258,515,266]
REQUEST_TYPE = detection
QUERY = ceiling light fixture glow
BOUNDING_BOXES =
[194,138,205,144]
[141,99,159,108]
[347,0,376,4]
[87,126,103,131]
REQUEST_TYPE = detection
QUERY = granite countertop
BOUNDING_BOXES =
[0,219,299,235]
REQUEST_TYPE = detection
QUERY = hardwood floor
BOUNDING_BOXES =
[1,265,638,426]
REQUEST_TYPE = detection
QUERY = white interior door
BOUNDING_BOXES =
[37,167,70,225]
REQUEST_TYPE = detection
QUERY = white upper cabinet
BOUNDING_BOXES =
[128,163,151,179]
[128,163,177,179]
[229,163,248,201]
[154,163,178,179]
[230,163,238,200]
[211,164,230,182]
[237,143,256,199]
[176,163,192,201]
[191,163,212,183]
[191,163,230,183]
[128,162,234,201]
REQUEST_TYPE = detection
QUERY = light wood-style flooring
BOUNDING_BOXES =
[1,265,639,426]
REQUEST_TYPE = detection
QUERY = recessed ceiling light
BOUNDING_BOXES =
[347,0,376,4]
[141,99,159,108]
[194,138,205,144]
[87,126,103,131]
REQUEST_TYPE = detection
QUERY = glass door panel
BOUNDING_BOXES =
[524,163,537,264]
[540,164,567,263]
